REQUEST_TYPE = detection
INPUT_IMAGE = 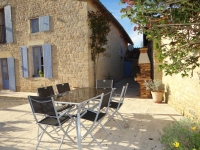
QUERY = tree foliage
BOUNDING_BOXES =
[120,0,200,77]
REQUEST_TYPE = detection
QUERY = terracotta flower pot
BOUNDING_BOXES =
[151,91,164,103]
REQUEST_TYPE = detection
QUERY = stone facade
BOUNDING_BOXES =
[0,0,132,92]
[163,73,200,121]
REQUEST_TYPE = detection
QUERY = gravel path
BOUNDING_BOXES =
[0,99,28,109]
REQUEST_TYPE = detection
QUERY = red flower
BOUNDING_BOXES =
[126,6,132,11]
[127,1,134,5]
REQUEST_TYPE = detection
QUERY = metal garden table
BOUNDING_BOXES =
[55,87,112,150]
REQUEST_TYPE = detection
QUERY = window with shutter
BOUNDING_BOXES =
[0,5,13,44]
[32,46,44,77]
[30,15,50,33]
[32,44,52,78]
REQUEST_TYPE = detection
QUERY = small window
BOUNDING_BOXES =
[33,46,44,77]
[31,18,39,33]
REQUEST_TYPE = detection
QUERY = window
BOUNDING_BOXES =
[30,16,50,33]
[0,5,13,44]
[20,44,52,78]
[32,46,44,77]
[31,18,39,33]
[0,8,6,43]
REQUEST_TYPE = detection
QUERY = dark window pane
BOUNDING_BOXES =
[31,18,39,33]
[32,46,43,77]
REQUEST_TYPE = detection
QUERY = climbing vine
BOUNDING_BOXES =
[120,0,200,77]
[88,11,110,82]
[88,11,110,63]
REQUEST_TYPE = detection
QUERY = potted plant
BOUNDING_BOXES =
[144,79,165,103]
[38,70,44,77]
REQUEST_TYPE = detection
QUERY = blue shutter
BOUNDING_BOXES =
[43,44,52,78]
[4,5,13,43]
[20,46,29,78]
[39,16,50,32]
[7,58,16,91]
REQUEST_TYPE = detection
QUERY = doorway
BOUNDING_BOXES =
[1,58,9,89]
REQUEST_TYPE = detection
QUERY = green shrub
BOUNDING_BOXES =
[160,119,200,150]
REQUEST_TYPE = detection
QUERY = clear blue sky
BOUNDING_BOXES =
[100,0,143,47]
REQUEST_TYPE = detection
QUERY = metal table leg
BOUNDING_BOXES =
[76,105,82,150]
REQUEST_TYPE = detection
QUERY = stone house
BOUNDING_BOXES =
[0,0,133,92]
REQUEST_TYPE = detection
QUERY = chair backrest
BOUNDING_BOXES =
[28,96,58,123]
[118,83,129,104]
[37,86,55,97]
[96,80,113,88]
[100,88,115,110]
[56,83,71,94]
[123,83,129,98]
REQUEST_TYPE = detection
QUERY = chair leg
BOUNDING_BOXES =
[104,109,125,130]
[52,126,60,136]
[116,111,126,123]
[39,124,60,141]
[99,122,112,138]
[112,117,124,130]
[36,125,48,150]
[81,123,102,149]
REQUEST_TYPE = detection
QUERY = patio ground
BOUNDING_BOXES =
[0,77,183,150]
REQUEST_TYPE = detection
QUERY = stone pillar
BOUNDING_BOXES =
[135,47,151,98]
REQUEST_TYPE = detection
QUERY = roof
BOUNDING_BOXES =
[91,0,133,45]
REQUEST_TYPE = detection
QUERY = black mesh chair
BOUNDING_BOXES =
[105,83,129,129]
[36,86,72,112]
[37,86,55,97]
[56,83,71,94]
[78,88,115,148]
[28,96,75,150]
[96,80,113,88]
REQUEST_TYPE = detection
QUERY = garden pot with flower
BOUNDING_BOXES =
[38,70,44,77]
[144,79,165,103]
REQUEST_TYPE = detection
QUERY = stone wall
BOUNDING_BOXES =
[163,72,200,121]
[154,38,200,120]
[0,0,129,92]
[97,25,126,82]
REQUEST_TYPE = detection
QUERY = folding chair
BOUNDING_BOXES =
[96,80,113,88]
[36,86,72,112]
[56,83,71,94]
[78,89,115,148]
[28,96,75,150]
[105,83,129,129]
[37,86,55,97]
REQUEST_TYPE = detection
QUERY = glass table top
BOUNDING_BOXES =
[55,87,112,103]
